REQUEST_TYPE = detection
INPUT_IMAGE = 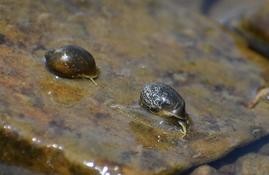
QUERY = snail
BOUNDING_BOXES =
[45,45,99,85]
[139,82,190,136]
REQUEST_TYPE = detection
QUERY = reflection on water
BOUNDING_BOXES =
[83,161,122,175]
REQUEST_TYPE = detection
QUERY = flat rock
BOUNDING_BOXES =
[0,0,269,175]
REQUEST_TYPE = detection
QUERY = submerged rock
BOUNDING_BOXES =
[191,165,219,175]
[213,152,269,175]
[235,153,269,175]
[0,0,269,175]
[258,142,269,156]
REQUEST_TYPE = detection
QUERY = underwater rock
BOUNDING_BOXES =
[258,142,269,156]
[191,165,219,175]
[235,153,269,175]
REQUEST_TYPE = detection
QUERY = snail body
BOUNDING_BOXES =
[45,45,98,85]
[139,82,189,136]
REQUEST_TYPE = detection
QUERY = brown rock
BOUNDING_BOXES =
[218,163,235,175]
[259,142,269,156]
[0,163,44,175]
[242,5,269,42]
[235,153,269,175]
[227,2,269,58]
[191,165,219,175]
[0,0,269,175]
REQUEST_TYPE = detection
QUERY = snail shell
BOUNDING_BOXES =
[139,82,189,136]
[45,45,98,84]
[139,82,186,120]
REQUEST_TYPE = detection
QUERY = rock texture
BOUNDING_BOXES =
[235,153,269,175]
[0,0,269,175]
[226,1,269,59]
[190,165,218,175]
[192,153,269,175]
[0,163,44,175]
[259,143,269,155]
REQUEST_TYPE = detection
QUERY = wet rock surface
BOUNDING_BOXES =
[1,0,269,175]
[225,1,269,58]
[0,163,45,175]
[238,5,269,43]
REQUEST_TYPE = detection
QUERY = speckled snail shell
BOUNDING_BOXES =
[139,82,189,136]
[139,82,186,119]
[45,45,98,85]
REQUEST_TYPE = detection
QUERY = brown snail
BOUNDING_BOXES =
[45,45,99,85]
[139,82,190,136]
